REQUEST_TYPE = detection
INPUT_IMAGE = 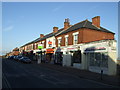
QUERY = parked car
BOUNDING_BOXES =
[17,56,23,61]
[19,57,32,63]
[8,56,14,59]
[13,56,18,60]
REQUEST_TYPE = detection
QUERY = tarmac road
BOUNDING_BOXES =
[2,58,119,88]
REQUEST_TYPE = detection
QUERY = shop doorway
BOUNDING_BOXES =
[71,50,82,68]
[54,52,63,65]
[72,50,81,63]
[45,53,53,63]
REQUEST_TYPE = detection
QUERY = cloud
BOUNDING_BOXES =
[3,25,14,32]
[52,6,62,12]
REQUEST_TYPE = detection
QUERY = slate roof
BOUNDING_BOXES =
[56,20,115,36]
[20,19,114,48]
[20,28,64,47]
[33,28,64,43]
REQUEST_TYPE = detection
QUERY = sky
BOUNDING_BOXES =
[1,2,118,55]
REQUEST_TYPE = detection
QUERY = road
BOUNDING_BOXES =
[2,58,118,88]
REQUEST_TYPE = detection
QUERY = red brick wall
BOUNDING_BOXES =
[55,28,114,47]
[82,28,114,43]
[55,29,83,47]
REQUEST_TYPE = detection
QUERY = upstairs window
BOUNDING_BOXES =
[57,37,62,47]
[73,32,79,45]
[58,39,61,47]
[42,41,44,48]
[65,35,69,46]
[74,34,78,44]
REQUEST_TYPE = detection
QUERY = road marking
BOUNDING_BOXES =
[2,73,12,89]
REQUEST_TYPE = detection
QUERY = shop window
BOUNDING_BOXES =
[89,52,108,68]
[89,53,95,66]
[101,52,108,68]
[94,53,101,67]
[73,51,81,63]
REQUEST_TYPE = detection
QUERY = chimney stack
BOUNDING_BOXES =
[92,16,100,28]
[64,18,70,30]
[40,34,44,38]
[53,27,58,33]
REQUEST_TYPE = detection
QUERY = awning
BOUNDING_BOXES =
[46,49,54,53]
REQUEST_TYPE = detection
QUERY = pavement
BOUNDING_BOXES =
[32,61,120,87]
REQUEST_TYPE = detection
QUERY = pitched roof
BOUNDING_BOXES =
[56,20,114,36]
[20,28,64,47]
[13,47,19,51]
[20,19,114,47]
[34,28,64,43]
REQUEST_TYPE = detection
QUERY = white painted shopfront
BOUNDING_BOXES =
[82,40,117,75]
[59,40,117,75]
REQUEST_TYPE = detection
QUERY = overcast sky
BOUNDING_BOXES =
[1,2,118,55]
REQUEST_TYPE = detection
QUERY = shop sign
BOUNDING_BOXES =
[46,49,54,53]
[85,47,106,51]
[67,47,78,51]
[38,44,43,49]
[67,48,76,50]
[48,41,52,44]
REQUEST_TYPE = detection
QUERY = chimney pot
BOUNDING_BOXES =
[40,34,44,38]
[53,27,58,33]
[92,16,100,28]
[64,18,70,30]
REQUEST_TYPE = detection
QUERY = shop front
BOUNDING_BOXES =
[55,47,63,65]
[84,47,109,74]
[45,48,54,63]
[66,46,82,69]
[83,40,117,75]
[60,45,82,68]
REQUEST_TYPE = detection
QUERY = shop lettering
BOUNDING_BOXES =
[85,47,106,51]
[67,48,76,50]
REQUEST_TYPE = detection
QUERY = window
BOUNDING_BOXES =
[58,39,61,47]
[89,52,108,68]
[65,37,68,46]
[41,41,44,48]
[36,44,38,49]
[74,34,78,44]
[101,53,108,68]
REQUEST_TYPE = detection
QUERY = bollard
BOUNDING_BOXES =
[100,70,103,80]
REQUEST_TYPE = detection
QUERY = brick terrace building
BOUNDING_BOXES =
[19,16,117,75]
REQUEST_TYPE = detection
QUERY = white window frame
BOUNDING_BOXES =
[73,32,79,35]
[73,32,79,45]
[65,35,69,46]
[42,41,45,48]
[57,37,62,47]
